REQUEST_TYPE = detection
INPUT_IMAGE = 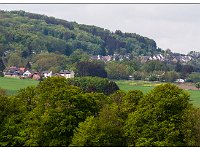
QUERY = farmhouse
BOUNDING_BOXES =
[22,70,32,77]
[59,70,74,79]
[41,71,52,78]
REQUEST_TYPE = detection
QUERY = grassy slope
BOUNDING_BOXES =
[0,77,39,95]
[116,80,200,106]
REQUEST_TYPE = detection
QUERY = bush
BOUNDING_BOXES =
[187,72,200,83]
[132,71,143,80]
[148,74,158,81]
[0,88,6,95]
[162,71,179,82]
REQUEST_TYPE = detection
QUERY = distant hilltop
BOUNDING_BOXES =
[0,10,200,72]
[0,10,161,58]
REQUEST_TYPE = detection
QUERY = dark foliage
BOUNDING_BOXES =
[66,76,119,95]
[76,61,107,78]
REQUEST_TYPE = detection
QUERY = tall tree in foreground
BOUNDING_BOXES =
[124,83,194,146]
[22,77,103,146]
[70,90,143,146]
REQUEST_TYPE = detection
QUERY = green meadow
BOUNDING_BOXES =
[0,77,39,95]
[0,77,200,106]
[116,80,200,106]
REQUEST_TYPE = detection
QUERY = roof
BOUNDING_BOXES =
[59,70,71,74]
[29,72,41,78]
[41,71,52,74]
[23,70,32,74]
[19,68,26,71]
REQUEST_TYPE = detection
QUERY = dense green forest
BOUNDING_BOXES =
[0,76,200,147]
[0,10,160,63]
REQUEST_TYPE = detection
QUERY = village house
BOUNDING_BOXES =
[4,66,24,78]
[175,79,185,83]
[22,70,32,77]
[29,72,41,80]
[59,70,74,79]
[4,72,19,78]
[41,71,52,78]
[101,55,112,62]
[3,66,75,80]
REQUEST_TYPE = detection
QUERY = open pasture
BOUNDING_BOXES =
[0,77,39,95]
[116,80,200,106]
[1,77,200,106]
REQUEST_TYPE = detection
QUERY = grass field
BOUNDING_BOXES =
[0,77,39,95]
[116,80,200,106]
[1,77,200,106]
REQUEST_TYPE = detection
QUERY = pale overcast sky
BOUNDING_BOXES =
[0,4,200,54]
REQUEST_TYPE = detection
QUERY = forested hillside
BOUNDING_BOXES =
[0,10,161,59]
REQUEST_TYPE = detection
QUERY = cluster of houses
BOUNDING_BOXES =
[90,54,131,62]
[3,66,74,80]
[91,51,193,64]
[140,54,192,64]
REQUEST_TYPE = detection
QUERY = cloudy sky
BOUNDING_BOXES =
[0,4,200,54]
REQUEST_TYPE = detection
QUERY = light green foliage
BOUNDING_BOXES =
[69,50,90,64]
[162,71,180,82]
[21,76,103,146]
[188,72,200,83]
[32,53,69,72]
[187,107,200,146]
[106,61,129,80]
[0,78,199,146]
[142,60,168,73]
[6,52,24,67]
[132,71,146,80]
[124,83,194,146]
[71,90,143,146]
[16,86,37,111]
[121,60,141,74]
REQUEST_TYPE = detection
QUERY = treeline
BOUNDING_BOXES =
[0,76,200,146]
[74,59,199,83]
[0,10,161,69]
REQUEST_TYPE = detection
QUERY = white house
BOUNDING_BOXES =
[22,70,32,77]
[42,71,52,78]
[59,70,74,79]
[175,79,185,83]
